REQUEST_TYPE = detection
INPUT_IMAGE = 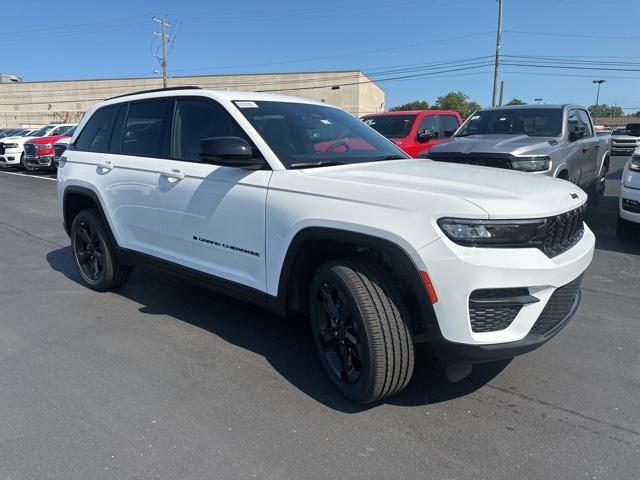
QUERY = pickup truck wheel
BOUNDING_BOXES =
[616,215,636,242]
[588,164,608,206]
[309,257,414,404]
[20,152,36,172]
[70,209,132,291]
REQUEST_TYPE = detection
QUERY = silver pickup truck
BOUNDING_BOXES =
[423,104,611,204]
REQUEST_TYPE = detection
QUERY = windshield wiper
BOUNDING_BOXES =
[289,160,347,169]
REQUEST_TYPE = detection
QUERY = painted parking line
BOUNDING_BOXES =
[0,170,56,181]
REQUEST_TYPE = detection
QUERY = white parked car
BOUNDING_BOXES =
[0,123,74,169]
[617,150,640,240]
[57,87,594,403]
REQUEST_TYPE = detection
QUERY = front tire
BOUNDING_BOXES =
[309,257,414,404]
[20,152,36,172]
[588,162,608,206]
[70,209,132,291]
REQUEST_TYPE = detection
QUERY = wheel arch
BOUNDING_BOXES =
[275,227,437,340]
[62,186,118,248]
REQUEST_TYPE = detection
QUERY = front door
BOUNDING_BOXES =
[154,97,271,292]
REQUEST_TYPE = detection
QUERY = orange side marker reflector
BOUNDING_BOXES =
[419,271,438,304]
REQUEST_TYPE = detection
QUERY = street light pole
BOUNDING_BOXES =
[492,0,504,107]
[534,98,543,104]
[593,79,606,106]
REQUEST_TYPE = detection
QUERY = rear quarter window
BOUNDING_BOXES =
[74,106,119,153]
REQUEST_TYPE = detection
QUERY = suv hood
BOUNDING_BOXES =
[301,159,586,219]
[429,134,556,156]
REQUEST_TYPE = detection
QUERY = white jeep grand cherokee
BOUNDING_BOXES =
[57,87,594,403]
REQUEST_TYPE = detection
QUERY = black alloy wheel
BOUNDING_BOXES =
[74,220,104,282]
[315,281,363,384]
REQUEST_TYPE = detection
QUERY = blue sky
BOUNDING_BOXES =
[3,0,639,111]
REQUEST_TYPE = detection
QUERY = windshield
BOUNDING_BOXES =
[456,108,563,137]
[63,126,76,137]
[612,128,630,136]
[626,123,640,136]
[32,125,52,137]
[361,114,417,138]
[234,101,408,168]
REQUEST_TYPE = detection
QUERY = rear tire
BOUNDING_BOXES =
[309,256,414,404]
[616,215,636,242]
[70,209,132,291]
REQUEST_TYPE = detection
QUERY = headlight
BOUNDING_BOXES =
[38,143,53,150]
[510,156,551,172]
[3,143,18,148]
[630,156,640,172]
[438,218,544,246]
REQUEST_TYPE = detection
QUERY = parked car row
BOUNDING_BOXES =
[0,124,75,171]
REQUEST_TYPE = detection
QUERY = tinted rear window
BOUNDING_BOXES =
[75,106,118,152]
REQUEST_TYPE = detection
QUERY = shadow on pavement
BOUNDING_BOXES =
[46,246,507,412]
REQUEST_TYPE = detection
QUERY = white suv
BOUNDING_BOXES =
[57,87,594,403]
[617,150,640,240]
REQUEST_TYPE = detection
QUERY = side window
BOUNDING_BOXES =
[51,126,70,136]
[74,106,119,152]
[567,109,580,141]
[577,110,594,137]
[171,98,250,162]
[438,115,461,137]
[417,115,437,135]
[122,100,169,157]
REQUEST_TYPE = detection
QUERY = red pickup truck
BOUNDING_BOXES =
[361,110,463,158]
[23,125,75,171]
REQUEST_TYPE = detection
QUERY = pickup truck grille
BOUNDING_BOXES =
[53,143,68,160]
[613,138,638,144]
[540,204,586,257]
[23,143,37,158]
[426,153,513,169]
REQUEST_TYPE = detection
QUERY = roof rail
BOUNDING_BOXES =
[106,85,202,101]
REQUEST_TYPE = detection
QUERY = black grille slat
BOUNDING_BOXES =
[540,204,585,257]
[529,276,582,336]
[24,144,37,157]
[469,287,529,332]
[53,143,67,159]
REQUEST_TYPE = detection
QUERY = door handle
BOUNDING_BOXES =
[97,160,113,171]
[160,169,185,180]
[581,147,589,153]
[594,144,601,150]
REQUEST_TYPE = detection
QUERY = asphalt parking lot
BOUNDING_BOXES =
[0,158,638,480]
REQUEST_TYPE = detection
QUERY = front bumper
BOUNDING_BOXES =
[25,155,54,169]
[619,183,640,224]
[417,224,594,363]
[0,149,21,166]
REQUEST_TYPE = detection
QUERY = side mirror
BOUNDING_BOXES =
[199,136,263,169]
[417,129,437,142]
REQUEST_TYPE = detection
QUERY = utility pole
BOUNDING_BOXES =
[592,79,605,106]
[492,0,503,107]
[153,16,174,88]
[498,80,504,106]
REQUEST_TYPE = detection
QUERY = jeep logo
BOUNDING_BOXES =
[571,193,579,199]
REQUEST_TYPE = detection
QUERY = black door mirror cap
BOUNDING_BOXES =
[199,136,264,169]
[418,129,437,141]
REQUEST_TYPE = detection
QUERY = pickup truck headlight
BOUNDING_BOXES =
[510,156,551,172]
[630,156,640,172]
[2,143,18,148]
[438,218,544,246]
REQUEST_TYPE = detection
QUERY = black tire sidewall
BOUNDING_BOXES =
[70,210,115,290]
[309,265,376,403]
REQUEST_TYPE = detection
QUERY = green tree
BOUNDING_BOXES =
[432,91,481,118]
[506,98,526,106]
[588,104,624,118]
[389,100,429,111]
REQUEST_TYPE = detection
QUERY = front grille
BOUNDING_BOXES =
[613,139,637,144]
[469,287,529,332]
[622,198,640,213]
[429,154,512,169]
[53,143,67,160]
[23,143,37,157]
[0,143,5,155]
[529,276,582,336]
[540,204,586,257]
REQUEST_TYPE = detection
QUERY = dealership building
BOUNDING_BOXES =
[0,71,384,128]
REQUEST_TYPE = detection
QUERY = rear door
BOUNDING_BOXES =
[73,100,165,256]
[153,96,271,292]
[577,109,598,184]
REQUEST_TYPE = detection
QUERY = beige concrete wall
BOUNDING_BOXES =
[0,71,384,128]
